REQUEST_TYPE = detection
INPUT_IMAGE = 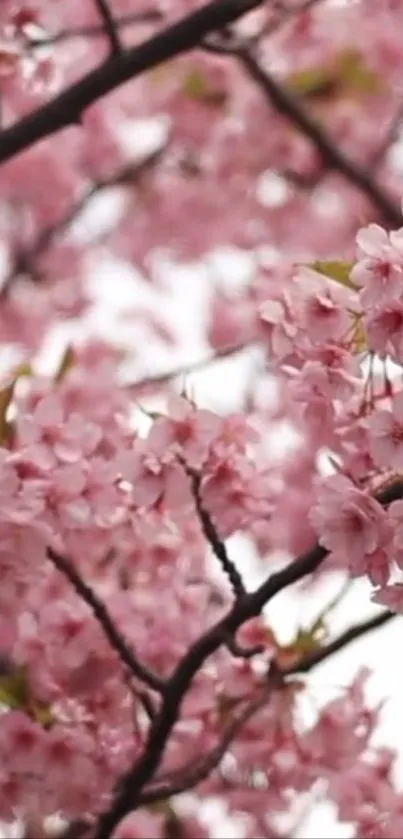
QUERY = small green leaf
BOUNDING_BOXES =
[182,68,228,108]
[0,363,33,445]
[54,345,75,383]
[286,65,335,99]
[286,48,382,101]
[308,260,356,290]
[0,664,53,727]
[336,48,382,95]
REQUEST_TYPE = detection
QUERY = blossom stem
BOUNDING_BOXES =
[47,548,165,693]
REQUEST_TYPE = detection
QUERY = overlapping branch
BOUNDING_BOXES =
[0,0,264,165]
[138,607,395,806]
[94,478,403,838]
[93,0,122,54]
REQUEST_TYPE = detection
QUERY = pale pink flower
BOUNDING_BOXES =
[364,300,403,362]
[148,395,222,468]
[0,711,45,774]
[129,440,191,511]
[372,584,403,613]
[259,292,300,360]
[17,394,102,470]
[368,392,403,469]
[296,268,352,344]
[351,223,403,307]
[311,474,388,560]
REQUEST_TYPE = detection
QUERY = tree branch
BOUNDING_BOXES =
[47,547,165,693]
[285,608,396,675]
[139,609,396,805]
[138,677,278,805]
[234,47,401,227]
[0,0,263,166]
[94,0,122,54]
[1,146,165,296]
[29,12,163,48]
[188,468,246,598]
[93,478,403,838]
[126,341,256,394]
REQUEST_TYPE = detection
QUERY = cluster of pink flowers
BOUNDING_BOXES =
[2,0,403,837]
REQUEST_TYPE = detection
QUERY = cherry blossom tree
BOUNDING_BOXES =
[1,0,403,837]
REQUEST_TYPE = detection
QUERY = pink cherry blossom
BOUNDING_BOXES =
[310,474,390,566]
[351,224,403,307]
[368,391,403,469]
[364,300,403,362]
[148,395,223,469]
[1,1,403,836]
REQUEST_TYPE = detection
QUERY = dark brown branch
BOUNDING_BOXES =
[94,0,122,54]
[47,547,165,693]
[28,12,163,48]
[139,677,277,804]
[285,608,396,675]
[0,0,263,166]
[94,478,403,838]
[139,609,395,805]
[188,468,246,598]
[235,47,401,227]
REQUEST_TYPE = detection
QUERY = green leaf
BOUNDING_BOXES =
[286,65,336,99]
[0,664,53,727]
[182,68,228,108]
[336,48,382,95]
[0,362,33,446]
[286,48,382,101]
[308,260,356,290]
[54,345,75,383]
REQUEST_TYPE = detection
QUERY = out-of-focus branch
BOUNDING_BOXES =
[369,100,403,171]
[0,0,264,165]
[47,547,165,693]
[94,0,122,54]
[28,11,163,48]
[126,341,257,394]
[235,47,401,227]
[1,145,165,297]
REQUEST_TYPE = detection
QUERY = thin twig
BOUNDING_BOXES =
[126,341,256,394]
[94,0,122,54]
[47,547,165,693]
[2,146,165,296]
[284,609,395,675]
[0,0,264,165]
[188,468,246,599]
[139,610,396,805]
[235,47,401,227]
[28,12,163,48]
[139,676,278,804]
[93,478,403,839]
